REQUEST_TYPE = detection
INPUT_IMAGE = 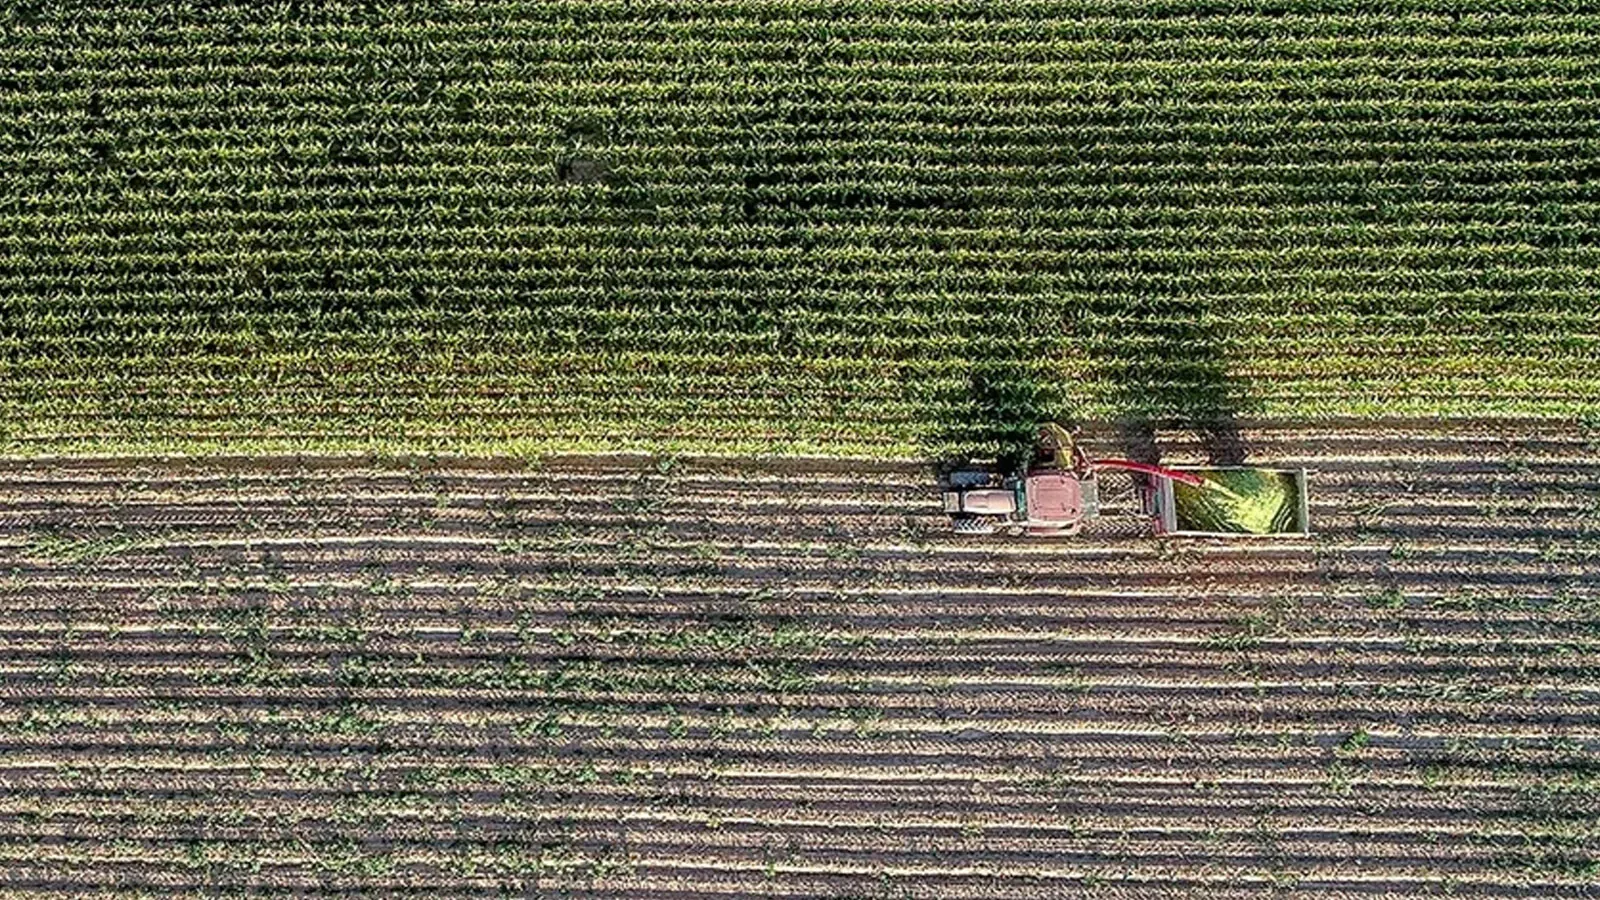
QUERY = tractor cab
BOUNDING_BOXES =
[1025,471,1083,523]
[941,426,1097,536]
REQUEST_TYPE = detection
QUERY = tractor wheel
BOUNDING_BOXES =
[951,516,997,535]
[947,470,993,489]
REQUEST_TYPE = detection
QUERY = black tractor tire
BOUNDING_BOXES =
[951,516,998,535]
[947,470,993,489]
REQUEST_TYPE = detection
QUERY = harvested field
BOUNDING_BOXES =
[1,421,1597,897]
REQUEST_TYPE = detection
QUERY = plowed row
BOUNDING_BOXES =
[0,420,1596,897]
[5,3,1600,455]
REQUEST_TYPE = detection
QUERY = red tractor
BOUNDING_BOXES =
[940,425,1096,537]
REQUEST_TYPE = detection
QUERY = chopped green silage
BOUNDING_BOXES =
[1172,469,1302,535]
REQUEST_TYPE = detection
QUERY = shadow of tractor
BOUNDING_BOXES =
[926,296,1253,471]
[1091,297,1252,467]
[929,364,1064,475]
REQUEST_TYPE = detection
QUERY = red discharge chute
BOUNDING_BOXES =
[1090,459,1207,488]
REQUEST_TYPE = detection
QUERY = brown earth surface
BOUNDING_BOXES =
[0,421,1597,898]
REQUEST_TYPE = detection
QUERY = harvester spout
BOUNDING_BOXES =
[1089,458,1207,488]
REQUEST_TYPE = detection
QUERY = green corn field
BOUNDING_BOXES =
[3,2,1599,457]
[3,2,1598,456]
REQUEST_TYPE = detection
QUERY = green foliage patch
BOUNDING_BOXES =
[3,2,1598,457]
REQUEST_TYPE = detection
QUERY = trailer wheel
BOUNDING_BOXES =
[953,512,992,531]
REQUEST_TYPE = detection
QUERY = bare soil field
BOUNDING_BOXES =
[1,421,1597,898]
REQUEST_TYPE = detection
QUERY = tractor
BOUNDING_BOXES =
[941,424,1310,538]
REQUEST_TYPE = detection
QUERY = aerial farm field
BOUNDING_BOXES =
[3,2,1600,898]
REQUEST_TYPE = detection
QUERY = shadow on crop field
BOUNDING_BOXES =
[1079,295,1254,467]
[923,293,1254,469]
[923,316,1067,473]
